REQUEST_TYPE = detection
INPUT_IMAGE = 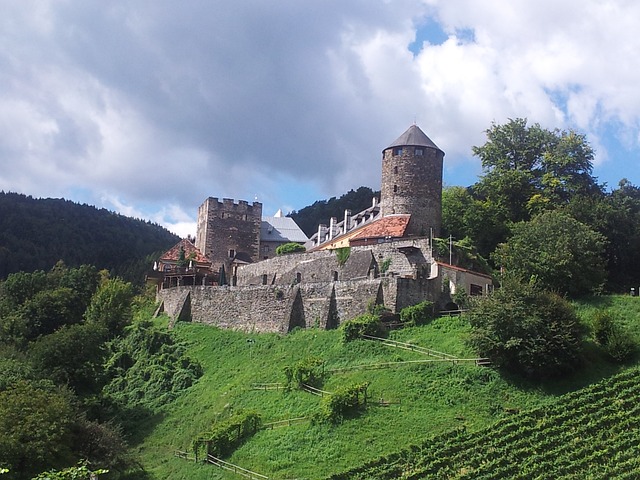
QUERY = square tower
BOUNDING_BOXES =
[196,197,262,272]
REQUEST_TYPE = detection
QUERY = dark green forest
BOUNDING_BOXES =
[289,186,379,237]
[0,193,179,284]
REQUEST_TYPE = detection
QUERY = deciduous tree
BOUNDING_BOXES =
[493,211,606,296]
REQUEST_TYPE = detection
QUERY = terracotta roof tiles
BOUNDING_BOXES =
[350,215,411,241]
[160,238,209,264]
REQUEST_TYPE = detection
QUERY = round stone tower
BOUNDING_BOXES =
[380,124,444,237]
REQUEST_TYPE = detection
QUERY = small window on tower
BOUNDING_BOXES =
[229,249,235,258]
[393,185,398,193]
[415,148,424,156]
[393,147,403,156]
[393,166,398,174]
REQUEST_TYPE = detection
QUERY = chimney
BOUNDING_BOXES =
[317,224,327,246]
[343,209,352,234]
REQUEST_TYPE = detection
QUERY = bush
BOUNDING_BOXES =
[194,411,261,458]
[399,301,435,326]
[275,243,306,255]
[592,310,616,346]
[318,382,369,424]
[341,314,384,342]
[592,310,636,363]
[283,357,324,389]
[467,278,584,378]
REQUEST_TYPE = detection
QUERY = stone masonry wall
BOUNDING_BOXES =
[157,238,447,334]
[157,277,400,333]
[236,249,375,286]
[352,238,433,279]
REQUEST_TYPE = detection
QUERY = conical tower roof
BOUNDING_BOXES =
[385,124,443,153]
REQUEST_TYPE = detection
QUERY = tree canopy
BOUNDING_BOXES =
[493,210,607,297]
[467,279,584,378]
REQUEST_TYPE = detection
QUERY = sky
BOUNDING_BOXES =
[1,1,639,237]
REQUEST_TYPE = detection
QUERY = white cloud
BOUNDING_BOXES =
[0,0,639,234]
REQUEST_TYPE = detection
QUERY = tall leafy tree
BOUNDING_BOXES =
[0,381,75,479]
[493,210,606,296]
[441,186,510,259]
[29,323,108,396]
[84,278,134,338]
[473,118,557,223]
[467,118,603,259]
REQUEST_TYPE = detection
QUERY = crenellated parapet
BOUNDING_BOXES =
[196,197,263,273]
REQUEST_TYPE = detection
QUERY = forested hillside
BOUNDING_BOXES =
[0,192,179,284]
[289,186,379,237]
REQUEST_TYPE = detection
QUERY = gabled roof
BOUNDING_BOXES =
[261,216,308,243]
[385,124,443,153]
[159,238,209,264]
[349,214,411,241]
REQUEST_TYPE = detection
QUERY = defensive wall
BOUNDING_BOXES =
[157,238,450,333]
[157,275,446,334]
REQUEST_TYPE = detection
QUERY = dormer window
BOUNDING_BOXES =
[393,147,403,156]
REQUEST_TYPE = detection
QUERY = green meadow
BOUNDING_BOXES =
[136,295,640,479]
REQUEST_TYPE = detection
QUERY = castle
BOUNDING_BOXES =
[152,125,492,332]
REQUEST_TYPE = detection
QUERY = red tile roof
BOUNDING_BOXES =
[160,238,209,264]
[350,215,411,241]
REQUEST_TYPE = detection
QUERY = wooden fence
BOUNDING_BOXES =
[250,382,284,391]
[327,357,490,373]
[205,454,269,479]
[361,334,457,359]
[262,416,309,429]
[301,383,332,396]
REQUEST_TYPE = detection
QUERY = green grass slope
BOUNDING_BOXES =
[136,295,640,479]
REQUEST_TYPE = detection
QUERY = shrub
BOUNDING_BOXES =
[318,382,369,424]
[592,310,616,346]
[283,357,324,389]
[467,278,584,378]
[399,301,435,326]
[275,243,306,255]
[194,411,261,459]
[592,310,636,363]
[335,247,351,266]
[379,257,392,274]
[341,314,384,342]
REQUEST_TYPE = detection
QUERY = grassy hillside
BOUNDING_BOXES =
[133,295,640,479]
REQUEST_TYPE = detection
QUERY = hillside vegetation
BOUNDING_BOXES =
[136,295,640,479]
[0,192,179,284]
